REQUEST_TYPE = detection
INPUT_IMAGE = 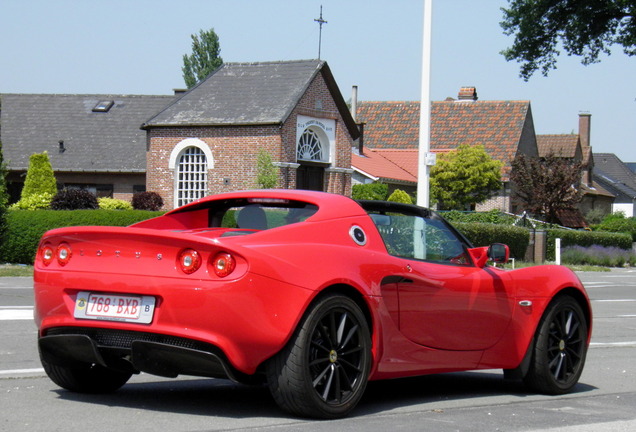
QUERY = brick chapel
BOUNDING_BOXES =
[142,60,360,210]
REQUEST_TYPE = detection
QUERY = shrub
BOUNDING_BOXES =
[441,209,517,225]
[20,152,57,199]
[98,197,133,210]
[50,189,98,210]
[561,245,636,267]
[0,209,163,264]
[352,183,388,201]
[132,192,164,211]
[387,189,412,204]
[593,212,636,242]
[9,192,54,210]
[453,222,529,260]
[546,229,632,261]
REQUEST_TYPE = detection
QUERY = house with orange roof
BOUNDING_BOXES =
[352,87,537,212]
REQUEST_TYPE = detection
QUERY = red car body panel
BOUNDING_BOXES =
[33,190,591,382]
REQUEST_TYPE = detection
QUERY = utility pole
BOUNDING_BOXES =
[314,5,327,59]
[417,0,435,207]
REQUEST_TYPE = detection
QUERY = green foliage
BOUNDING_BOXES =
[0,210,163,264]
[98,197,133,210]
[430,144,502,210]
[545,229,632,261]
[0,140,10,247]
[132,192,164,211]
[387,189,412,204]
[593,212,636,241]
[351,183,388,201]
[21,152,57,197]
[9,192,54,210]
[50,189,98,210]
[14,152,57,209]
[256,150,279,189]
[453,222,529,260]
[182,28,223,89]
[501,0,636,80]
[441,209,517,225]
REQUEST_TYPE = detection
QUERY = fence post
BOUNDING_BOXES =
[555,238,561,265]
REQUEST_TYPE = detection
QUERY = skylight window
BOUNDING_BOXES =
[92,100,114,112]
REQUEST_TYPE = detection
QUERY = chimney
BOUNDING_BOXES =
[351,85,358,122]
[457,86,478,101]
[579,112,591,150]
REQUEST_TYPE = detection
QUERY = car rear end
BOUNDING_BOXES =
[34,225,315,381]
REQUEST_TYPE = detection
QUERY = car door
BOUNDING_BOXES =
[370,207,514,351]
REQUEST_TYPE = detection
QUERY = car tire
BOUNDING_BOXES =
[41,357,132,393]
[266,294,372,419]
[523,295,588,395]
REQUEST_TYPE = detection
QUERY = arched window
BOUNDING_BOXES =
[168,139,213,208]
[297,129,324,161]
[176,146,207,207]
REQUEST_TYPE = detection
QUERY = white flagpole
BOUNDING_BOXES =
[417,0,434,207]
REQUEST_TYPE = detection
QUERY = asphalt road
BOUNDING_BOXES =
[1,269,635,431]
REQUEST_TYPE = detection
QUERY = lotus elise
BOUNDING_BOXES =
[34,189,591,418]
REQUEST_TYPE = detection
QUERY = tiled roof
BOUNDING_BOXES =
[352,148,449,184]
[537,134,580,158]
[356,100,532,179]
[143,60,359,139]
[352,148,418,183]
[0,93,174,172]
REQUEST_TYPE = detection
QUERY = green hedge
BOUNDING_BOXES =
[454,222,530,260]
[0,210,162,264]
[546,229,633,261]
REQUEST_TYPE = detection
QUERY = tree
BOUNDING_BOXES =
[500,0,636,80]
[182,28,223,89]
[12,151,57,210]
[255,150,279,189]
[510,153,584,223]
[430,144,503,210]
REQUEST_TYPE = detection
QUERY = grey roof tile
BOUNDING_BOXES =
[143,60,324,128]
[1,93,174,172]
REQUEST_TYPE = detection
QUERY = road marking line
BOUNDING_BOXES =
[0,368,44,376]
[593,299,636,302]
[0,309,34,320]
[590,341,636,347]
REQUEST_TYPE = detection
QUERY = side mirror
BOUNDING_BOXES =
[488,243,509,264]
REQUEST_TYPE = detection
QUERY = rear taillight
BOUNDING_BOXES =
[56,243,72,266]
[177,248,201,274]
[41,245,54,266]
[210,252,236,278]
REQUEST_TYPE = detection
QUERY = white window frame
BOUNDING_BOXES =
[169,138,213,208]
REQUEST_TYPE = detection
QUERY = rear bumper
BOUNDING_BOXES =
[39,328,244,382]
[34,270,315,375]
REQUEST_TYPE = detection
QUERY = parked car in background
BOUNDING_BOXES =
[34,189,591,418]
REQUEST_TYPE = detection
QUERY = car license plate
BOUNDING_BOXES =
[74,292,155,324]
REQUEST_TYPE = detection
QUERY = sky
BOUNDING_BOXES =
[2,0,635,162]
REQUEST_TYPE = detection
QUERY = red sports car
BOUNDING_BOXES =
[34,189,591,418]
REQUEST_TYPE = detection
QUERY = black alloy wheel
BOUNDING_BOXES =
[266,294,371,419]
[524,295,589,394]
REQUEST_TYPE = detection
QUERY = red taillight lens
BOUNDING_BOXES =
[41,245,54,266]
[210,252,236,278]
[56,243,72,266]
[178,248,201,274]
